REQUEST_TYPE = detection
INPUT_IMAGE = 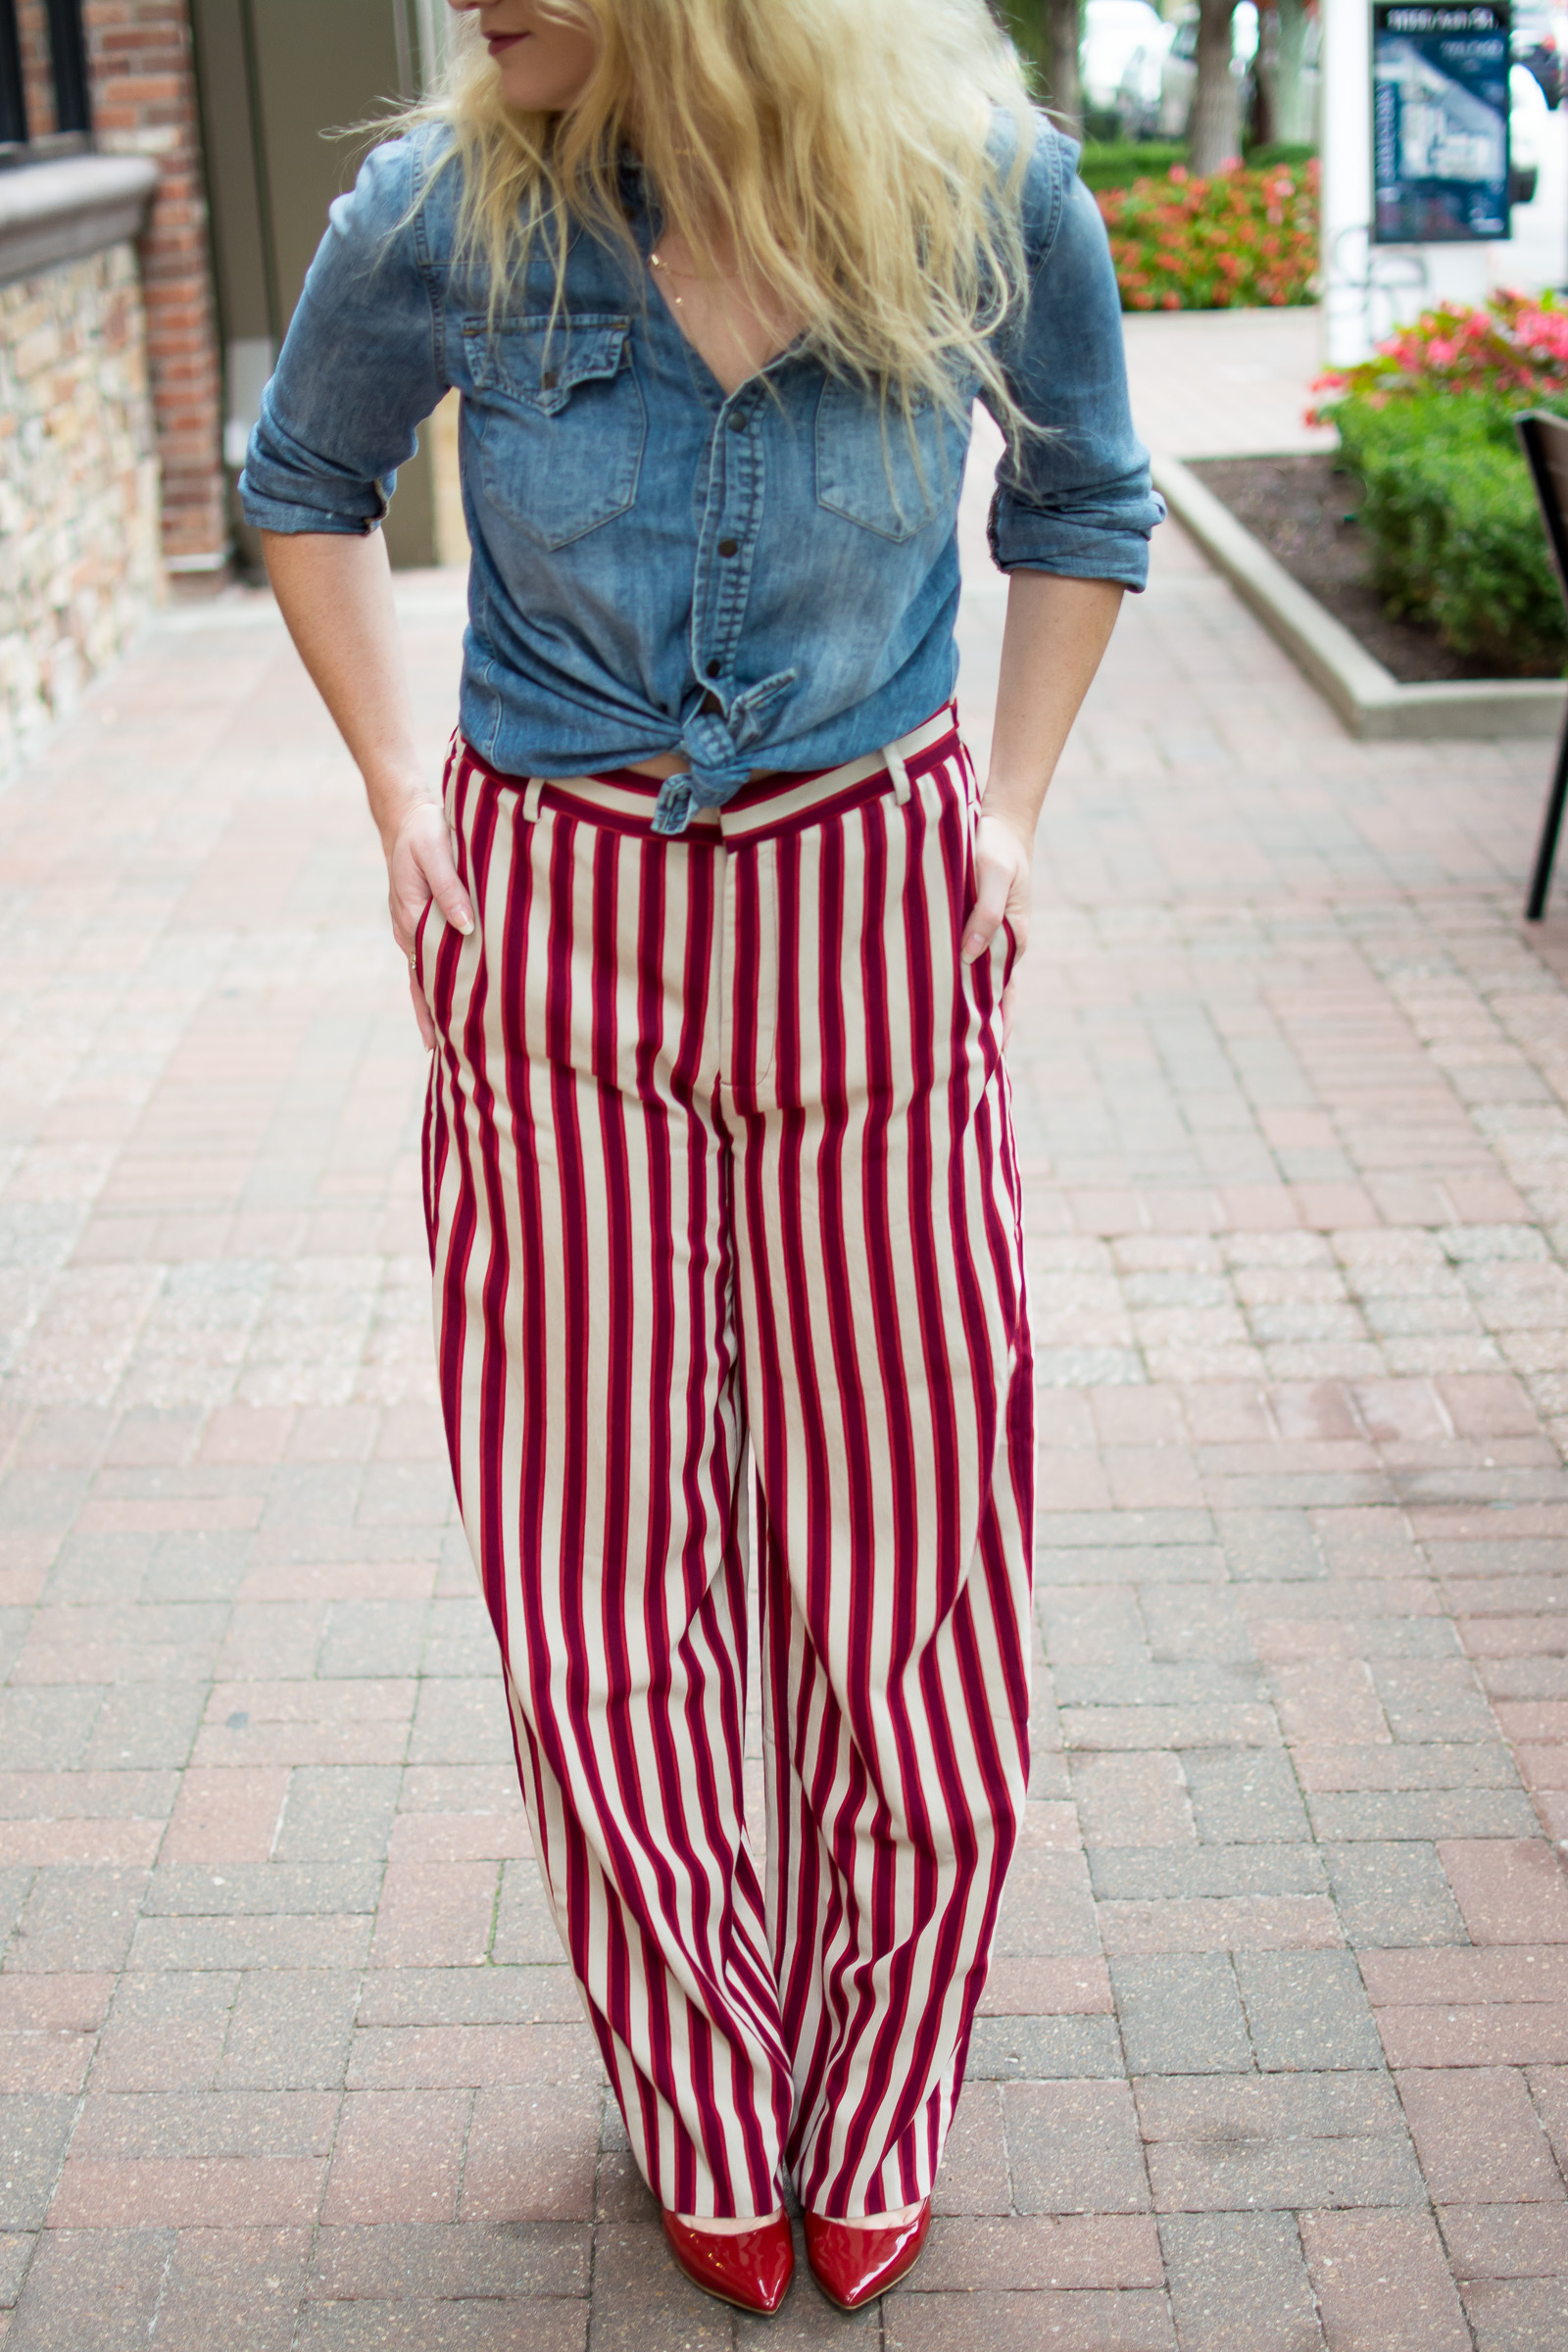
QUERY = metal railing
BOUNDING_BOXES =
[0,0,92,161]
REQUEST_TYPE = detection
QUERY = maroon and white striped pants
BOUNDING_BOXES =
[417,708,1033,2220]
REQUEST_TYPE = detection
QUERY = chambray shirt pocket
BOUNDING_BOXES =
[813,380,967,546]
[462,313,648,550]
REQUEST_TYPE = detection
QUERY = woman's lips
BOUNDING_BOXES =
[487,31,527,50]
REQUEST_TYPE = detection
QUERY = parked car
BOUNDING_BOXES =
[1081,0,1166,115]
[1146,0,1259,140]
[1511,0,1562,108]
[1511,58,1548,203]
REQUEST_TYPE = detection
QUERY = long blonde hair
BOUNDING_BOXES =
[400,0,1036,433]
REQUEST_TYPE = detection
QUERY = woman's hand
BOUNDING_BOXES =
[384,798,475,1053]
[960,808,1032,1046]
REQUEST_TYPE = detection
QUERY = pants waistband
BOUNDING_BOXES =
[458,706,962,844]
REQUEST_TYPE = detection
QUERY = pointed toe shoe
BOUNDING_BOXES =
[804,2199,931,2310]
[661,2209,795,2315]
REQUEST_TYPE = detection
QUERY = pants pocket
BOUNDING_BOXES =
[412,894,441,996]
[726,839,779,1096]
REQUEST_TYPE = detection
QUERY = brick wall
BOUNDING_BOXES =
[0,244,162,776]
[83,0,226,568]
[17,0,60,137]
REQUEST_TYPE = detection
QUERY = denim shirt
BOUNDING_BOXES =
[241,116,1162,833]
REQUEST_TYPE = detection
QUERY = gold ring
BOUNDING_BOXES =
[409,953,417,973]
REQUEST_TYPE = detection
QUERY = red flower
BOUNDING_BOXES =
[1095,161,1316,315]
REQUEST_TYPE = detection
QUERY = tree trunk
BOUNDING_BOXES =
[1270,0,1316,143]
[1252,2,1278,146]
[1044,0,1083,140]
[1189,0,1241,174]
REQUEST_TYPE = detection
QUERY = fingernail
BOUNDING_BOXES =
[457,913,473,936]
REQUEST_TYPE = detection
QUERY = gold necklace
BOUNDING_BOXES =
[648,249,683,307]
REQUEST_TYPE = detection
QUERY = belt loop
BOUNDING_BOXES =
[885,745,912,806]
[522,778,544,822]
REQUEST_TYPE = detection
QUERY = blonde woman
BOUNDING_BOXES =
[244,0,1158,2316]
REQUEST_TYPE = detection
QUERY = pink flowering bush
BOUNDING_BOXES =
[1311,293,1568,673]
[1096,161,1317,312]
[1311,289,1568,414]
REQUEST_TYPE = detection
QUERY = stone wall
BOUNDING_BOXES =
[0,241,161,779]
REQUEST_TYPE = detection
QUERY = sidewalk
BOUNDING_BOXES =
[1119,308,1335,460]
[0,330,1566,2349]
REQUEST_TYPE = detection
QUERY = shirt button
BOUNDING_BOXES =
[705,659,722,678]
[717,537,739,558]
[727,412,748,432]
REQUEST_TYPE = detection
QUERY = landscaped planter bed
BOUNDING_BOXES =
[1187,454,1561,683]
[1153,295,1568,738]
[1154,457,1565,740]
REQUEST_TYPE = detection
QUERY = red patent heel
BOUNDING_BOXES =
[804,2199,931,2309]
[661,2209,795,2315]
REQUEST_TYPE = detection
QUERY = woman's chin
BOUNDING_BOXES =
[502,78,568,110]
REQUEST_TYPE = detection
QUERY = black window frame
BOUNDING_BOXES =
[46,0,89,134]
[0,1,26,151]
[0,0,93,161]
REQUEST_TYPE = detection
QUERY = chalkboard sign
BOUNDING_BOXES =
[1372,3,1511,243]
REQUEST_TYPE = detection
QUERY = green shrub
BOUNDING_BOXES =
[1078,141,1189,192]
[1079,141,1317,194]
[1334,390,1568,673]
[1247,142,1318,172]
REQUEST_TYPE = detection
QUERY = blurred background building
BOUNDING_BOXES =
[0,0,456,781]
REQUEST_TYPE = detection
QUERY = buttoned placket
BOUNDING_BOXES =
[630,200,803,832]
[691,393,763,719]
[656,373,797,832]
[629,174,759,723]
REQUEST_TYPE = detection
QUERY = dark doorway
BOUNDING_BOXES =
[190,0,444,567]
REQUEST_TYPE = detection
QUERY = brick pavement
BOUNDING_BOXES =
[1117,309,1336,461]
[0,417,1567,2347]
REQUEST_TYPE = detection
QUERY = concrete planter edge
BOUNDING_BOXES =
[1152,452,1566,743]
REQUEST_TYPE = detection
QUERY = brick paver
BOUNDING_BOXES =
[1,370,1566,2346]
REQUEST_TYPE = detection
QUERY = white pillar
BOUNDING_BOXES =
[413,0,451,90]
[1320,0,1374,366]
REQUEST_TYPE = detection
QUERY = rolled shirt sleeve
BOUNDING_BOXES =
[239,136,449,537]
[983,128,1164,589]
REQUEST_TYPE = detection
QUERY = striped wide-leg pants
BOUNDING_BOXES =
[417,708,1033,2220]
